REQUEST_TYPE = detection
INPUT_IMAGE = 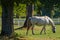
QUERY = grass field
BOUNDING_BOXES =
[14,25,60,40]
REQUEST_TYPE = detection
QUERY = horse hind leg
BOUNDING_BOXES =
[26,20,31,35]
[32,25,35,35]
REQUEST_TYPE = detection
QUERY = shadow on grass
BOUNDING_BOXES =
[14,27,24,30]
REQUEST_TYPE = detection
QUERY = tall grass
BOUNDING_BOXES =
[14,25,60,40]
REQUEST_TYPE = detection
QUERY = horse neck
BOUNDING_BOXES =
[48,17,55,28]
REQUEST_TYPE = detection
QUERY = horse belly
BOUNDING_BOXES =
[30,17,46,26]
[35,20,45,26]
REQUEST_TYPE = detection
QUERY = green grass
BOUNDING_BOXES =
[14,25,60,40]
[0,24,60,40]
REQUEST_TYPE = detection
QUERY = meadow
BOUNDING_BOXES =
[14,25,60,40]
[0,18,60,40]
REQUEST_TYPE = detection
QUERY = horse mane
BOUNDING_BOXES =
[47,16,55,27]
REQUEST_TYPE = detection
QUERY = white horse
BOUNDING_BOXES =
[26,16,56,35]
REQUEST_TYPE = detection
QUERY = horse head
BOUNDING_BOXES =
[52,26,56,33]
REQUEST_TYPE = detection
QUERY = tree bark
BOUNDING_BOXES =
[23,4,33,27]
[1,0,14,37]
[37,9,42,16]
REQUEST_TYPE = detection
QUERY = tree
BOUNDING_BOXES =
[36,0,42,16]
[23,0,36,27]
[23,3,33,27]
[40,0,60,18]
[1,0,14,37]
[22,0,35,28]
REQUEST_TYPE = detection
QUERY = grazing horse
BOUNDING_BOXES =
[26,16,56,35]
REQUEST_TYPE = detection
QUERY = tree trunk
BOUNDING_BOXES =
[37,10,42,16]
[1,0,14,37]
[50,7,55,18]
[37,6,42,16]
[23,4,34,27]
[51,10,55,18]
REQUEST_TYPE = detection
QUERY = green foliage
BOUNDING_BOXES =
[0,0,60,18]
[14,4,26,18]
[0,6,2,17]
[14,0,36,6]
[15,25,60,40]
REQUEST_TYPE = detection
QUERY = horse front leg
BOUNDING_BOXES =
[40,25,46,35]
[40,26,44,35]
[44,26,46,34]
